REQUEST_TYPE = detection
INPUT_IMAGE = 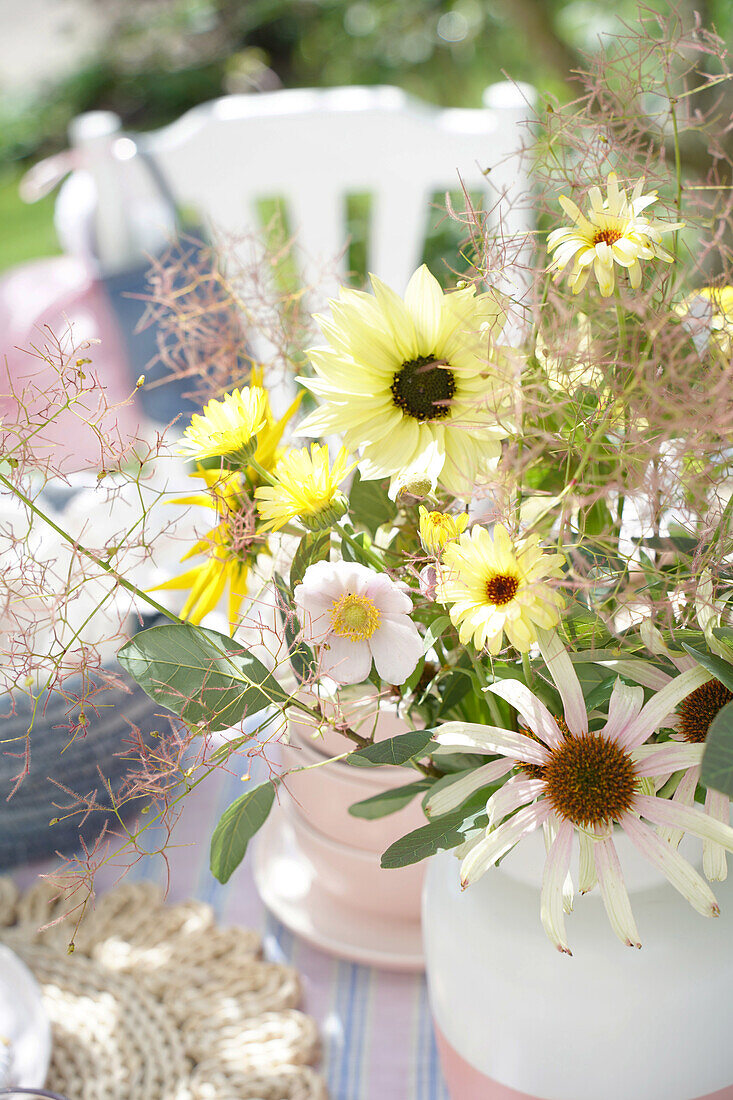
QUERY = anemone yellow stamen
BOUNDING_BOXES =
[329,593,381,641]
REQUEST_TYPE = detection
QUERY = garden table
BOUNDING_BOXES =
[14,763,450,1100]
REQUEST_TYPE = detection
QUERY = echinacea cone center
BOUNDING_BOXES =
[391,355,456,422]
[329,593,381,641]
[678,678,733,743]
[543,733,636,827]
[485,572,519,606]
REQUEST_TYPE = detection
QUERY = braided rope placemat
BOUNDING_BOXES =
[0,878,328,1100]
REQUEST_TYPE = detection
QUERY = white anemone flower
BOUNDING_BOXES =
[294,560,422,686]
[431,627,733,953]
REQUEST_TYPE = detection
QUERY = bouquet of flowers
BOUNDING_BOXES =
[3,13,733,956]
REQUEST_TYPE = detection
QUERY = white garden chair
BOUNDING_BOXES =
[60,81,536,298]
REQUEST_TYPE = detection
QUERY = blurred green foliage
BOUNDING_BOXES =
[0,0,731,272]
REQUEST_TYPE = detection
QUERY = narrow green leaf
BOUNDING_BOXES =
[347,730,434,767]
[118,623,288,732]
[436,666,472,719]
[422,615,451,654]
[210,781,277,883]
[681,644,733,694]
[701,702,733,798]
[290,531,331,589]
[349,779,431,819]
[340,528,373,566]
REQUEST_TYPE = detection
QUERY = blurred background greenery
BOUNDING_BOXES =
[0,0,731,273]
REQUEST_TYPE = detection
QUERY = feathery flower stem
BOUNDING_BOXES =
[0,470,182,625]
[666,81,684,261]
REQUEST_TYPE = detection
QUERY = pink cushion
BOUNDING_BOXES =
[0,256,147,473]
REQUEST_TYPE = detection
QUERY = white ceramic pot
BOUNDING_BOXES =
[280,733,427,852]
[423,830,733,1100]
[254,694,428,967]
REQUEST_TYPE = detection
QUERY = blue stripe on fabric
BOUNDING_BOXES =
[327,959,350,1096]
[346,963,369,1099]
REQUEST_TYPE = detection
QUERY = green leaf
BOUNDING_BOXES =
[347,729,435,767]
[436,666,472,719]
[681,644,733,694]
[380,810,466,868]
[701,702,733,798]
[118,623,289,732]
[583,675,619,711]
[348,779,431,819]
[210,781,278,883]
[290,531,331,589]
[340,528,373,566]
[422,615,451,654]
[348,470,396,534]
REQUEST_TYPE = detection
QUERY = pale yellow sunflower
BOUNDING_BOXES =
[547,173,682,297]
[255,444,355,532]
[437,523,565,654]
[295,265,516,497]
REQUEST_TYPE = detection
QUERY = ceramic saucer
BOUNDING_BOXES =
[253,803,424,972]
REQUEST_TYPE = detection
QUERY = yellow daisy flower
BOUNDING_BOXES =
[153,470,259,626]
[296,265,516,497]
[547,173,682,297]
[178,385,269,464]
[418,506,468,556]
[156,377,302,627]
[437,523,565,654]
[255,444,355,532]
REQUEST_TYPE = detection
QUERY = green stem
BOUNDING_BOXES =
[339,524,385,571]
[0,470,182,624]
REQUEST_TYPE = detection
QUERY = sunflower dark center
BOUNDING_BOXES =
[543,733,636,827]
[485,572,520,606]
[390,355,456,422]
[517,717,569,779]
[593,228,622,247]
[678,679,733,744]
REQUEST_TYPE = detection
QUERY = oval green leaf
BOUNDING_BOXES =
[701,700,733,799]
[118,623,288,732]
[347,730,434,767]
[210,781,278,883]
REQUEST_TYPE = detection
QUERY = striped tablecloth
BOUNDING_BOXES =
[14,763,450,1100]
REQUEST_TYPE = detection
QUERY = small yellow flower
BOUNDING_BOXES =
[693,286,733,358]
[178,386,269,464]
[437,523,565,654]
[418,506,468,556]
[547,173,682,297]
[255,444,355,532]
[155,378,302,628]
[152,470,259,626]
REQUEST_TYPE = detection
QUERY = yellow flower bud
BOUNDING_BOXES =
[418,506,468,556]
